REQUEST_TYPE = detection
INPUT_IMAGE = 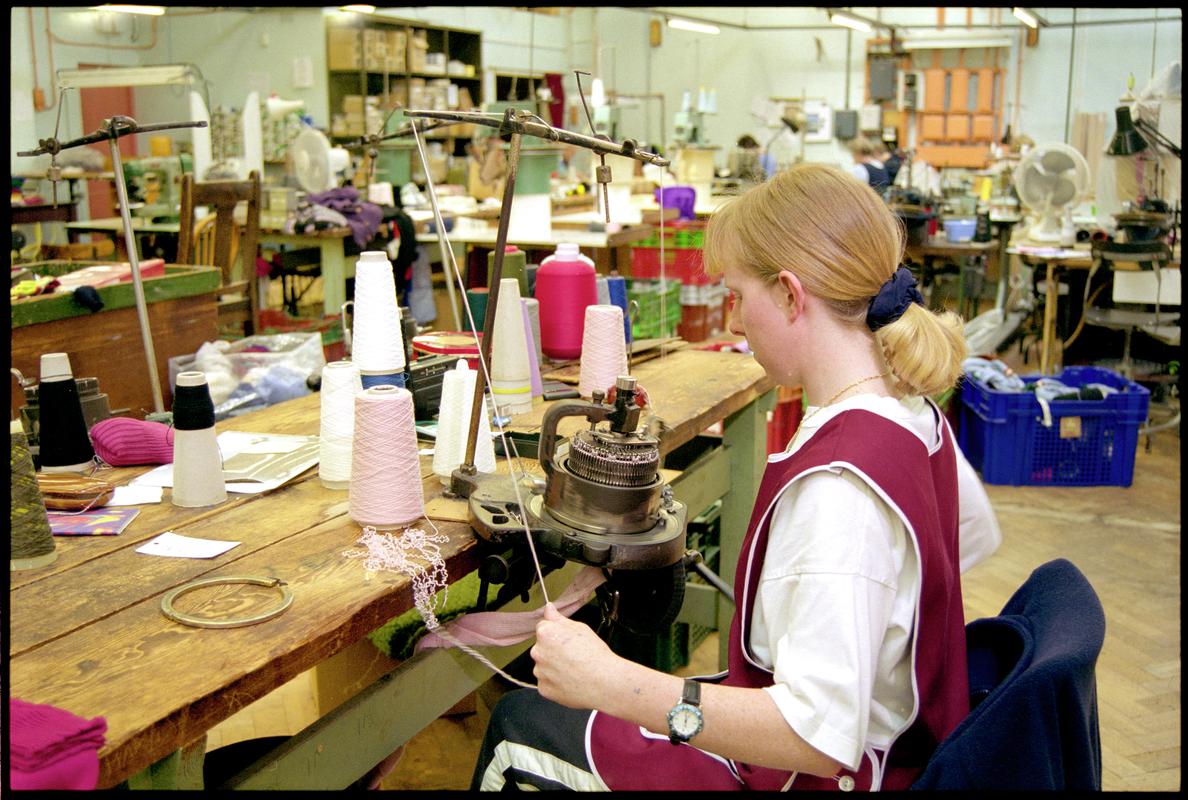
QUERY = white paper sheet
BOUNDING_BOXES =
[136,531,240,559]
[109,485,164,506]
[129,432,319,495]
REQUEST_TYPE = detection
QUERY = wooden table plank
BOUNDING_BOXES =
[9,344,776,789]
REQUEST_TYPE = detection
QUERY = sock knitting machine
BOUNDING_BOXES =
[402,90,713,635]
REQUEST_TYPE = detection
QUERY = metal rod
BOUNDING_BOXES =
[401,108,669,167]
[107,133,165,414]
[462,131,523,471]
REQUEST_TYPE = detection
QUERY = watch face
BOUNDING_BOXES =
[669,704,703,738]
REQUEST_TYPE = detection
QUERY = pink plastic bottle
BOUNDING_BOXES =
[535,243,597,360]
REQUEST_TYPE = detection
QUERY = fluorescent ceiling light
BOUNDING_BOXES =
[667,17,721,35]
[829,11,872,33]
[1012,8,1041,29]
[340,4,376,13]
[591,77,607,108]
[57,64,200,90]
[90,4,166,15]
[901,31,1013,50]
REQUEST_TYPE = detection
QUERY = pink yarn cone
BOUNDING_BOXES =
[89,417,175,466]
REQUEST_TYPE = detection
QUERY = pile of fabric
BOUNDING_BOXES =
[8,698,107,790]
[283,186,383,249]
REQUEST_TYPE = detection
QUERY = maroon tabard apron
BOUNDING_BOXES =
[586,405,969,791]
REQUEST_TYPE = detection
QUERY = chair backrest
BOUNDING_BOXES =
[178,170,261,336]
[911,558,1105,790]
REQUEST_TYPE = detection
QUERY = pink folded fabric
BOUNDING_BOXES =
[414,565,607,651]
[8,698,107,790]
[89,417,174,466]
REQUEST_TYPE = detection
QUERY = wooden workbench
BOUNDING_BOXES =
[8,345,775,790]
[10,263,222,417]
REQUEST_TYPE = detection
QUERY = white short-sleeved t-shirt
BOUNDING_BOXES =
[750,394,1000,771]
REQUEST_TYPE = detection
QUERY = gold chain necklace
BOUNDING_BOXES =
[794,372,888,440]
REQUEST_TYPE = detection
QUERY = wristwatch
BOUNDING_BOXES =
[667,678,704,745]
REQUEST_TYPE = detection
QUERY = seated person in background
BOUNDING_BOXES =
[879,142,904,185]
[728,134,778,183]
[848,135,890,192]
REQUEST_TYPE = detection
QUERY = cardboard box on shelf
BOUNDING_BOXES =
[342,95,379,114]
[327,28,361,71]
[388,29,407,52]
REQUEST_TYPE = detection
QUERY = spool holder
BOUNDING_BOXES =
[399,101,669,500]
[18,114,209,415]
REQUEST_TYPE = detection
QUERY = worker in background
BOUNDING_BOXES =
[728,134,778,183]
[471,164,1001,791]
[879,140,904,185]
[848,135,890,192]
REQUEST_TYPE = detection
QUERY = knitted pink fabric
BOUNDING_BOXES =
[8,698,107,790]
[89,417,175,466]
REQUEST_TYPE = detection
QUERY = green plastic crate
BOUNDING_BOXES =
[627,278,682,339]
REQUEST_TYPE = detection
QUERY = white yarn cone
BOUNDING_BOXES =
[578,305,629,399]
[432,361,497,485]
[351,251,406,374]
[318,360,363,489]
[171,372,228,508]
[489,278,533,415]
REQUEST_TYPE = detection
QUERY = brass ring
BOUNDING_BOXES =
[161,576,293,629]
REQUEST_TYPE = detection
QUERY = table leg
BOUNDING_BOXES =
[1041,262,1059,375]
[716,389,776,669]
[124,737,207,789]
[320,240,349,317]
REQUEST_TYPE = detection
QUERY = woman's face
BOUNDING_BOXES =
[723,261,799,385]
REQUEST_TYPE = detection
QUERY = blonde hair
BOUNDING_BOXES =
[847,136,876,157]
[704,163,966,398]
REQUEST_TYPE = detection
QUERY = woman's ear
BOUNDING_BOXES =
[775,270,805,322]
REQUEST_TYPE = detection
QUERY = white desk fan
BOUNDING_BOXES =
[289,127,351,193]
[1012,143,1091,242]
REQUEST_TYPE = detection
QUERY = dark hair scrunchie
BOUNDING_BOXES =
[866,266,924,332]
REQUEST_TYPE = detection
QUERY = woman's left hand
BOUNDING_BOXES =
[531,603,619,710]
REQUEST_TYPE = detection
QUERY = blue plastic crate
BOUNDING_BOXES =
[958,366,1150,487]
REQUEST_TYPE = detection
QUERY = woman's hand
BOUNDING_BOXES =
[531,603,619,710]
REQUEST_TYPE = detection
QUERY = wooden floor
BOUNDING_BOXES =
[206,399,1181,791]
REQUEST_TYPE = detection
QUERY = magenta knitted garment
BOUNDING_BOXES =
[8,698,107,790]
[89,417,175,466]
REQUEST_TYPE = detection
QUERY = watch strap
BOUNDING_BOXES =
[681,678,701,707]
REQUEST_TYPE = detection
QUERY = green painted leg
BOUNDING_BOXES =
[124,737,206,790]
[717,389,776,670]
[320,239,349,317]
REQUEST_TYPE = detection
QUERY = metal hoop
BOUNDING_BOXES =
[161,575,293,629]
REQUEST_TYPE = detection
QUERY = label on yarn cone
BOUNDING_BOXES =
[11,430,58,569]
[350,385,425,529]
[578,305,628,399]
[489,278,533,415]
[352,253,407,374]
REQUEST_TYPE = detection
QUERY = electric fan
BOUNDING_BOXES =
[289,127,351,194]
[1012,143,1091,242]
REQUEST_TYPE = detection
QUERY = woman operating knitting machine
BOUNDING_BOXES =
[471,163,1001,791]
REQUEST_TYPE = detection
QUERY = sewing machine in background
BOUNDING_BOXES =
[122,155,190,221]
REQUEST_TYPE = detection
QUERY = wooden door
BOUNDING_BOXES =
[78,65,137,221]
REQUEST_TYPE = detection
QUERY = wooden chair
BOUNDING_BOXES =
[177,170,262,338]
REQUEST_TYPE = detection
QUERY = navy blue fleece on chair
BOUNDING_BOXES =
[912,558,1105,790]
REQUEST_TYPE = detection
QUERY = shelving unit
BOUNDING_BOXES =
[865,38,1005,170]
[324,15,483,158]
